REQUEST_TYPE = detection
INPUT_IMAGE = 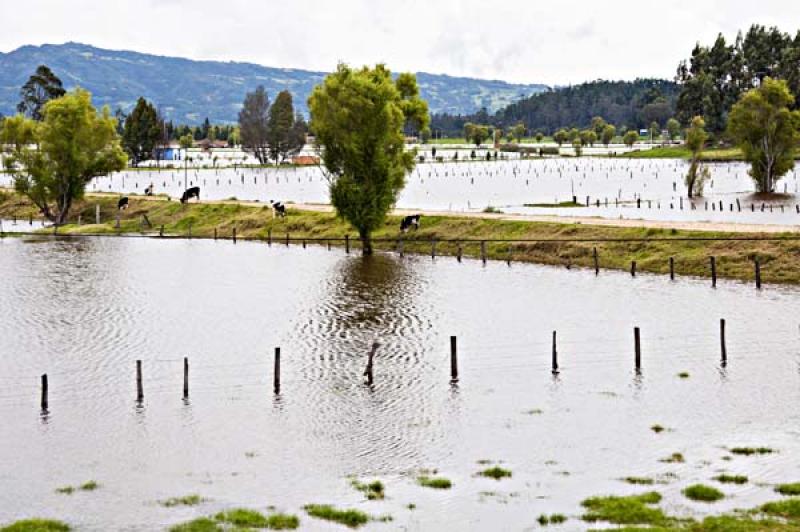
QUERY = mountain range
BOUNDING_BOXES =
[0,42,549,124]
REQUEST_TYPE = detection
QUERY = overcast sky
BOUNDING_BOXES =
[1,0,798,85]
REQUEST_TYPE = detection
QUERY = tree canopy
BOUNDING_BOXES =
[308,63,429,255]
[238,86,270,164]
[122,97,161,166]
[1,89,127,224]
[17,65,66,121]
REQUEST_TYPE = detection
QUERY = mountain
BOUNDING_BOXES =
[0,42,549,124]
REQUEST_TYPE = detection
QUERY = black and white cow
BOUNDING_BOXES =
[270,200,287,218]
[118,197,129,210]
[180,187,200,204]
[144,183,154,196]
[400,214,421,232]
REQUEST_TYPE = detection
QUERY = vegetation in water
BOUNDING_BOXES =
[682,484,725,502]
[55,481,99,494]
[713,474,748,485]
[350,479,385,500]
[536,514,567,526]
[651,424,666,433]
[623,476,655,485]
[417,476,452,489]
[168,518,221,532]
[478,466,512,480]
[761,498,800,519]
[776,483,800,496]
[0,520,71,532]
[159,494,205,507]
[730,447,774,456]
[660,452,685,463]
[303,504,369,528]
[678,372,691,379]
[580,491,668,526]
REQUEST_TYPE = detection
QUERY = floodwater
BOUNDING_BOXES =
[1,236,799,531]
[4,158,799,226]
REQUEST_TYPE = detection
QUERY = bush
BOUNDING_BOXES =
[417,476,452,489]
[683,484,724,502]
[303,505,369,528]
[776,482,800,495]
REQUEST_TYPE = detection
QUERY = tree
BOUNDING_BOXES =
[511,122,526,143]
[267,90,296,164]
[572,138,583,157]
[727,78,800,193]
[601,124,616,146]
[685,116,709,197]
[287,111,308,160]
[580,129,597,147]
[308,64,429,255]
[649,121,661,141]
[122,97,161,166]
[17,65,66,121]
[666,118,681,141]
[568,128,580,142]
[535,131,544,143]
[553,129,568,146]
[623,130,639,147]
[1,89,127,224]
[464,122,489,147]
[239,86,270,164]
[591,116,607,136]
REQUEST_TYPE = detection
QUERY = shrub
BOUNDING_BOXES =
[776,483,800,496]
[417,476,452,489]
[303,505,369,528]
[683,484,724,502]
[713,474,748,485]
[479,466,512,480]
[581,492,666,525]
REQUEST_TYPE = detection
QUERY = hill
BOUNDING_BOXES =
[0,42,549,123]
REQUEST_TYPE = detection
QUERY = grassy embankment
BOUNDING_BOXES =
[2,190,800,284]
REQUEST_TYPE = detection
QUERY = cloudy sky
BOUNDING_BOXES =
[1,0,798,85]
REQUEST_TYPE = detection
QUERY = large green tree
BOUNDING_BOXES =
[727,78,800,193]
[238,86,270,164]
[463,122,489,147]
[685,116,709,197]
[267,90,305,164]
[308,64,429,255]
[1,89,127,224]
[122,97,161,166]
[17,65,66,121]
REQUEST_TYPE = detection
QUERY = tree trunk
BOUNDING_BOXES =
[359,230,373,256]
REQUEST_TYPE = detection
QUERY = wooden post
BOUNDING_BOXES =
[40,374,48,411]
[669,257,675,280]
[345,234,350,254]
[232,227,236,243]
[273,347,281,394]
[450,336,458,382]
[551,331,559,374]
[631,261,637,277]
[285,233,290,247]
[593,247,599,275]
[457,242,463,263]
[214,227,217,241]
[398,238,404,257]
[267,229,272,246]
[720,319,727,364]
[302,239,306,249]
[95,204,100,224]
[710,256,717,288]
[159,225,164,237]
[480,241,487,265]
[363,342,378,386]
[183,357,189,399]
[136,360,143,402]
[431,238,437,259]
[755,258,762,289]
[115,211,121,230]
[634,327,641,371]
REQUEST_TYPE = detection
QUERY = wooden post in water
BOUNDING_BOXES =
[634,327,641,371]
[159,225,164,237]
[285,233,290,247]
[183,357,189,399]
[40,374,48,411]
[214,227,217,241]
[710,256,717,288]
[593,247,599,275]
[450,336,458,382]
[273,347,281,394]
[720,319,727,364]
[551,331,559,374]
[631,261,637,277]
[363,342,378,386]
[345,235,350,254]
[669,257,675,280]
[755,258,762,289]
[457,242,463,263]
[398,238,404,257]
[136,360,143,402]
[480,241,487,265]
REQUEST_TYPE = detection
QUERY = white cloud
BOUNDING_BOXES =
[1,0,798,85]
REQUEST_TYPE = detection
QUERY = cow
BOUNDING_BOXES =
[180,187,200,204]
[400,214,421,233]
[144,183,154,196]
[270,200,287,218]
[118,197,129,210]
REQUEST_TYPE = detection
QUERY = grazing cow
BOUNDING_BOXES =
[180,187,200,204]
[118,197,129,210]
[144,183,154,196]
[400,214,421,233]
[270,200,287,218]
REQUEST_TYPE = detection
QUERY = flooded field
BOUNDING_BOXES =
[1,236,799,530]
[4,158,798,226]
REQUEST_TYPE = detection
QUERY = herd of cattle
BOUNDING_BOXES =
[116,187,422,232]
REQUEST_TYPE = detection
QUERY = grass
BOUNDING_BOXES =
[678,372,691,379]
[303,505,369,528]
[776,483,800,496]
[478,466,512,480]
[417,476,452,489]
[537,513,567,526]
[730,447,774,456]
[6,191,800,285]
[581,491,668,526]
[651,424,666,433]
[350,479,385,500]
[168,518,221,532]
[214,509,270,527]
[660,452,685,463]
[263,514,300,530]
[0,520,70,532]
[159,494,205,507]
[169,510,299,531]
[78,481,98,491]
[623,476,655,485]
[623,146,747,161]
[761,498,800,519]
[55,481,98,494]
[713,474,749,485]
[683,484,725,502]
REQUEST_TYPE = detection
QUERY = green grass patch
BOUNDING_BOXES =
[537,513,567,526]
[159,494,205,507]
[478,466,512,480]
[214,508,269,527]
[660,452,685,463]
[760,498,800,519]
[350,479,385,500]
[55,486,75,495]
[581,491,667,526]
[623,476,655,485]
[776,483,800,496]
[0,520,71,532]
[263,514,300,530]
[303,505,369,528]
[713,474,748,485]
[79,481,98,491]
[168,518,221,532]
[55,481,98,494]
[730,447,774,456]
[683,484,725,502]
[417,476,452,489]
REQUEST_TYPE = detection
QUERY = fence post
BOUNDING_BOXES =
[710,256,717,288]
[115,212,121,230]
[593,247,599,275]
[720,319,727,364]
[669,257,675,280]
[450,336,458,382]
[631,261,637,277]
[274,347,281,394]
[285,233,290,247]
[634,327,641,371]
[398,238,404,257]
[345,234,350,254]
[183,357,189,399]
[77,215,82,226]
[136,360,144,402]
[233,227,237,243]
[95,204,100,225]
[363,342,378,386]
[457,242,463,263]
[755,258,762,289]
[551,331,559,374]
[41,374,48,411]
[480,241,487,265]
[214,227,218,241]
